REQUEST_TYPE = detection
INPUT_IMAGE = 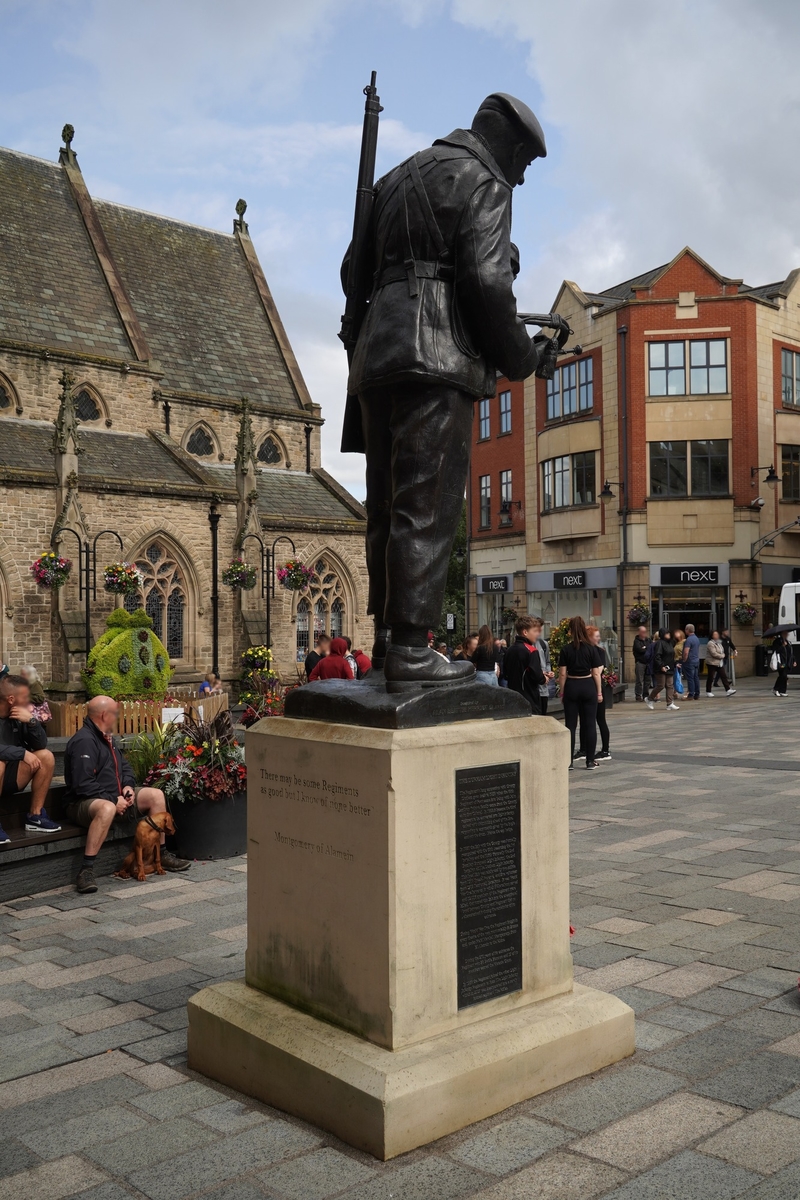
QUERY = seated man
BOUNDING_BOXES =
[0,673,58,843]
[64,695,190,894]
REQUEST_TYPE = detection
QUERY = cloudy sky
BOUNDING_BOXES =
[3,0,799,497]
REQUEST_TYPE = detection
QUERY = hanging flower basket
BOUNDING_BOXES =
[501,607,518,625]
[222,558,257,591]
[276,558,314,591]
[103,561,143,596]
[30,552,71,590]
[732,602,757,625]
[241,645,272,671]
[627,605,650,625]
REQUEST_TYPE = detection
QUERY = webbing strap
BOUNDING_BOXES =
[407,156,449,260]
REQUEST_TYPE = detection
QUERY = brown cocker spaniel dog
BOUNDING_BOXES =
[115,812,176,882]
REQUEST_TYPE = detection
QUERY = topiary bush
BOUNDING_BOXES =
[82,608,172,699]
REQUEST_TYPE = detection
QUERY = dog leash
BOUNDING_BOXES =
[141,814,164,834]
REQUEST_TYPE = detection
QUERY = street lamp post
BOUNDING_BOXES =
[208,504,221,677]
[240,533,297,650]
[57,528,125,656]
[600,479,628,679]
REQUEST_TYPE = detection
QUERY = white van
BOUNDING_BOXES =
[777,582,800,642]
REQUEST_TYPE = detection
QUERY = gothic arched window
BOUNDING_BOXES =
[257,436,281,465]
[186,425,214,456]
[302,557,347,639]
[0,385,10,410]
[74,390,101,422]
[296,598,310,660]
[125,541,186,659]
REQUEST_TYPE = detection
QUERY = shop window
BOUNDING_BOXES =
[479,475,491,527]
[781,349,800,407]
[573,451,596,505]
[689,340,727,395]
[691,440,729,495]
[499,390,512,434]
[649,342,685,396]
[478,398,490,440]
[650,441,688,496]
[578,358,593,411]
[782,444,800,500]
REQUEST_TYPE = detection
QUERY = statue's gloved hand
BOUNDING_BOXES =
[533,334,560,380]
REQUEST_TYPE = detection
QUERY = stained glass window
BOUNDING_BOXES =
[186,426,214,456]
[296,598,310,659]
[166,589,184,658]
[131,541,188,659]
[74,390,100,422]
[330,597,344,640]
[257,436,281,464]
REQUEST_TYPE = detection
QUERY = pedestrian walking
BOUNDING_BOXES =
[705,631,736,696]
[673,629,685,696]
[647,629,680,710]
[470,625,501,686]
[682,623,701,699]
[632,625,653,701]
[771,632,793,697]
[586,625,612,760]
[558,616,604,771]
[720,629,737,686]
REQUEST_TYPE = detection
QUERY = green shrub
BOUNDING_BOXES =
[82,608,171,698]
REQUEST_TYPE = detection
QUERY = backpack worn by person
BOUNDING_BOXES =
[644,640,657,675]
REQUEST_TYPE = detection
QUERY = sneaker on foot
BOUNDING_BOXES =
[645,699,654,710]
[568,762,574,771]
[0,823,9,845]
[726,688,737,696]
[596,750,612,760]
[586,761,599,770]
[25,810,61,832]
[160,849,191,872]
[76,867,97,894]
[705,691,714,697]
[667,703,680,710]
[573,750,586,760]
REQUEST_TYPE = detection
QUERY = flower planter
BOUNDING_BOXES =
[172,789,247,860]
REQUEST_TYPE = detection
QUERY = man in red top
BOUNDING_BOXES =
[353,648,372,677]
[309,638,354,681]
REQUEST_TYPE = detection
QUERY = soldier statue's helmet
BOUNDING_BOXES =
[474,93,547,160]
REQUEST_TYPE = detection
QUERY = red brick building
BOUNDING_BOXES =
[467,247,800,675]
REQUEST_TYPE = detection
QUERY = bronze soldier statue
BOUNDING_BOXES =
[342,92,562,691]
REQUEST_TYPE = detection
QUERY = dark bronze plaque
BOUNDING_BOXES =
[456,762,522,1009]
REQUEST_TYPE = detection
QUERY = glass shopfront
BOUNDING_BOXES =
[525,568,619,668]
[648,564,730,658]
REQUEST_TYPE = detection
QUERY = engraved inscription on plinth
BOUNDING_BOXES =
[456,762,522,1009]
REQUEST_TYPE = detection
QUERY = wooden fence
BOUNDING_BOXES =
[48,692,229,738]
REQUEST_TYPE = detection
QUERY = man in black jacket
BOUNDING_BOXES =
[503,617,547,715]
[64,695,190,894]
[632,625,653,702]
[344,93,562,688]
[0,674,58,843]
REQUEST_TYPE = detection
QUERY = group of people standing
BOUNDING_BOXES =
[632,624,737,704]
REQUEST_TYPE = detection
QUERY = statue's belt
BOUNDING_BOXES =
[376,260,454,289]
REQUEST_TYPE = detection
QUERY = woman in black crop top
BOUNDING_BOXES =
[470,625,500,686]
[558,616,604,769]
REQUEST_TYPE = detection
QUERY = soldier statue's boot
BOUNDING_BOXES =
[370,624,391,671]
[384,642,476,692]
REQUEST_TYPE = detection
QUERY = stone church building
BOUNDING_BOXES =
[0,127,368,689]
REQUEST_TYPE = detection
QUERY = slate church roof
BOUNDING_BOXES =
[0,144,305,411]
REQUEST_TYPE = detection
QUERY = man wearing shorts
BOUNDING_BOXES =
[0,673,58,843]
[64,695,190,894]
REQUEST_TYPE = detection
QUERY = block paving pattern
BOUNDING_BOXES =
[2,678,800,1198]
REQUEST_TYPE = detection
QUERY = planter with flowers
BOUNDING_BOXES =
[627,604,650,626]
[602,665,619,707]
[237,645,287,726]
[276,558,314,591]
[222,558,257,591]
[732,602,757,626]
[141,709,246,859]
[103,561,143,596]
[31,552,71,590]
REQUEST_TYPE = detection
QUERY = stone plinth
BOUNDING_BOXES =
[188,715,634,1159]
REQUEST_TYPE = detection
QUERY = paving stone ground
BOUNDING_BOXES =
[2,676,800,1198]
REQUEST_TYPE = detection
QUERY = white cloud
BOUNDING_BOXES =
[450,0,800,292]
